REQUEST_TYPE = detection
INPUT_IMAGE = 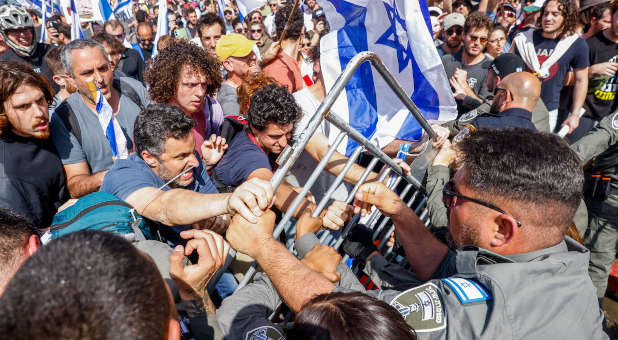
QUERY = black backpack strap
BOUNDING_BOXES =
[114,78,144,110]
[55,101,83,146]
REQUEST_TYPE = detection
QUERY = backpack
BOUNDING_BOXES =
[46,192,155,242]
[55,78,145,146]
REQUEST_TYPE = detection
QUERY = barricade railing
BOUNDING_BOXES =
[236,51,436,289]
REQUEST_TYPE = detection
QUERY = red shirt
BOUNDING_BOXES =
[263,51,304,93]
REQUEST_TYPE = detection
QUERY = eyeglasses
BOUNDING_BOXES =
[443,180,522,227]
[446,27,463,36]
[495,86,512,100]
[468,35,488,44]
[235,28,247,33]
[251,29,262,33]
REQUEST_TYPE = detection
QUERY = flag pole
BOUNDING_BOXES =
[278,0,300,42]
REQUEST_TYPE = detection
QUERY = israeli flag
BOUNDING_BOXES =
[93,85,129,159]
[99,0,115,21]
[114,0,132,16]
[152,0,167,56]
[236,0,266,18]
[69,0,83,40]
[317,0,456,155]
[39,0,47,43]
[216,0,227,20]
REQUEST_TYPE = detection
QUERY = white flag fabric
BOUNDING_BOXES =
[236,0,267,17]
[152,0,167,56]
[317,0,457,155]
[69,0,83,40]
[94,89,129,160]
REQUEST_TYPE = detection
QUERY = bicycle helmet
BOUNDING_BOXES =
[0,5,36,56]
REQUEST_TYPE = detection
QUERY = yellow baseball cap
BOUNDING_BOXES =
[215,33,257,62]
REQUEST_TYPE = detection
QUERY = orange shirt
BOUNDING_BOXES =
[263,51,304,93]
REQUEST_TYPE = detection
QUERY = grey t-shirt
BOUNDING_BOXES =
[50,77,149,174]
[217,82,240,117]
[441,52,492,114]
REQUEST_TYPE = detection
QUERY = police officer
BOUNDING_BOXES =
[222,128,608,339]
[571,110,618,304]
[447,53,550,134]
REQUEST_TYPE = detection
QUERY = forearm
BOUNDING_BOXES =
[274,182,316,219]
[570,76,588,114]
[391,203,449,281]
[255,238,335,312]
[67,170,107,198]
[148,190,230,226]
[305,133,379,184]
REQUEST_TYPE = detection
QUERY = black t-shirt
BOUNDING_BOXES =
[517,30,589,111]
[0,132,68,227]
[119,47,146,83]
[0,43,57,91]
[584,31,618,120]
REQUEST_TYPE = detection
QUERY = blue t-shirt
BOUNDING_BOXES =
[100,152,218,244]
[518,30,589,111]
[214,130,275,188]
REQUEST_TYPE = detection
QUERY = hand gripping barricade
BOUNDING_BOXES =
[233,51,437,289]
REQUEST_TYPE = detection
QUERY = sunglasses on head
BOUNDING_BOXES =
[446,27,463,35]
[468,34,488,44]
[442,180,523,227]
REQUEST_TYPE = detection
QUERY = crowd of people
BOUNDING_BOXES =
[0,0,617,338]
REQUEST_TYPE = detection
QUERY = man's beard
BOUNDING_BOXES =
[452,223,483,248]
[158,162,192,188]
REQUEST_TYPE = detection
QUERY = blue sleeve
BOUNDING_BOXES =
[195,157,219,194]
[486,11,496,22]
[571,38,590,69]
[215,142,271,187]
[100,164,159,200]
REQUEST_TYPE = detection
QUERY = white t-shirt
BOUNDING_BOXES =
[289,88,351,203]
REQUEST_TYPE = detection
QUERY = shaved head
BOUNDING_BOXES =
[501,72,541,112]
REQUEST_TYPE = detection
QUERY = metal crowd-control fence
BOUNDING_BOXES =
[236,51,437,289]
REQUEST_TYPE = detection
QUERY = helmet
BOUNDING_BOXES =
[0,5,36,56]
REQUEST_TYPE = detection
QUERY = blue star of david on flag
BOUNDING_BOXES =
[316,0,456,156]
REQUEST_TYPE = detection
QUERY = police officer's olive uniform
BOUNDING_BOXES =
[571,111,618,299]
[217,233,607,340]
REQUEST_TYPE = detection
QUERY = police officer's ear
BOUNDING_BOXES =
[489,214,520,248]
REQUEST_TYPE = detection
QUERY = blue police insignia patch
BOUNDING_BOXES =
[441,277,491,304]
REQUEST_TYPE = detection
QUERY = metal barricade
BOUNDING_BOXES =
[236,51,437,289]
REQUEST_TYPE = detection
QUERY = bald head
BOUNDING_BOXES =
[137,23,154,50]
[501,72,541,112]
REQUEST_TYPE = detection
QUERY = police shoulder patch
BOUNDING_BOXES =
[245,325,286,340]
[441,277,491,304]
[459,110,478,123]
[390,282,447,332]
[611,112,618,130]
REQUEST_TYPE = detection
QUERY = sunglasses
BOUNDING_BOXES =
[468,34,488,44]
[443,180,522,227]
[302,43,311,47]
[235,28,247,33]
[139,38,154,43]
[251,29,262,33]
[446,27,463,36]
[498,10,516,18]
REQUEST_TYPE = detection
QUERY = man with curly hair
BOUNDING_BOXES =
[512,0,590,134]
[145,40,226,169]
[263,4,304,93]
